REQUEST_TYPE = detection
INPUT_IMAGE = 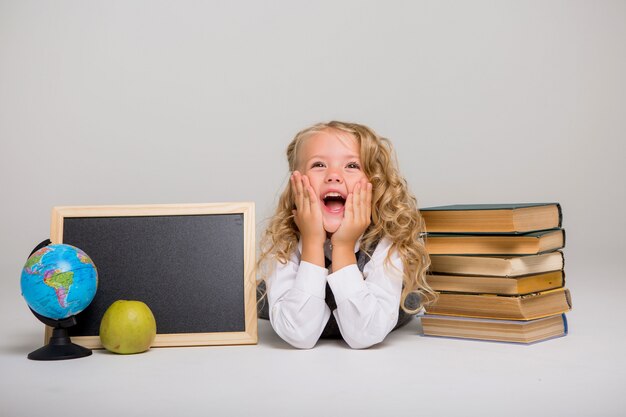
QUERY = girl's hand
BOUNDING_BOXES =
[330,179,372,250]
[291,171,326,248]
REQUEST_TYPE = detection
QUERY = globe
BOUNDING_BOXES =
[21,244,98,320]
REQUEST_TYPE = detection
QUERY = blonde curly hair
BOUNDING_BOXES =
[257,121,435,313]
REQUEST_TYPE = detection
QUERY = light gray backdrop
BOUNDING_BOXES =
[1,1,625,416]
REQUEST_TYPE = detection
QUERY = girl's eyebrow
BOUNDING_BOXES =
[306,153,360,161]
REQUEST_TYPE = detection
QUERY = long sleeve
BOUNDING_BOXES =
[327,238,403,349]
[266,253,331,349]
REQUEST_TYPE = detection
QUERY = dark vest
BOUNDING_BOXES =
[257,241,419,339]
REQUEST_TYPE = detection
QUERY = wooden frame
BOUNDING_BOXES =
[48,202,257,348]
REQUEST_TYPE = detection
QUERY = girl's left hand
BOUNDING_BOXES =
[330,179,372,249]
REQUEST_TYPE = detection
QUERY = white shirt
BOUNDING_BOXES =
[266,237,403,349]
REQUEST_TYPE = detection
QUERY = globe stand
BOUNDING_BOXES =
[27,308,92,360]
[25,239,92,361]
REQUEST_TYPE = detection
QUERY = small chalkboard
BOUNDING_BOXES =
[47,203,257,348]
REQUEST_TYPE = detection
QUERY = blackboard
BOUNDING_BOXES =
[48,203,257,348]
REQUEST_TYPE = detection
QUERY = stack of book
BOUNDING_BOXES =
[419,203,571,344]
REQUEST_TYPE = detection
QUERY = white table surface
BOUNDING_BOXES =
[1,263,624,417]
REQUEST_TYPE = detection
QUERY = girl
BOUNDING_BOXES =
[257,121,433,349]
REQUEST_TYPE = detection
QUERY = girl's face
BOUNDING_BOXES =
[297,130,368,234]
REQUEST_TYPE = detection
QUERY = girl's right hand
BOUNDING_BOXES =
[291,171,326,247]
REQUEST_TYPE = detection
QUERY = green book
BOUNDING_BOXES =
[424,229,566,256]
[420,203,562,234]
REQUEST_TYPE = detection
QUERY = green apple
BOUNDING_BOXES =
[99,300,157,354]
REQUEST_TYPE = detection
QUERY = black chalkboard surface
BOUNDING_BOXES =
[49,203,257,348]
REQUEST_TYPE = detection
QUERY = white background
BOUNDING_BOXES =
[1,1,625,416]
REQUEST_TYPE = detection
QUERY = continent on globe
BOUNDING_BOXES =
[23,247,51,275]
[44,270,74,308]
[77,252,91,264]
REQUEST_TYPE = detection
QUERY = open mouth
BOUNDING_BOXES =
[322,192,346,214]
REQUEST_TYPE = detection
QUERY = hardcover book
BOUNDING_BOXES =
[427,270,564,295]
[420,203,562,234]
[421,313,568,344]
[425,287,572,320]
[424,229,565,255]
[429,251,564,277]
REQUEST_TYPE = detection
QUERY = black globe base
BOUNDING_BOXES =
[27,308,92,361]
[28,326,92,360]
